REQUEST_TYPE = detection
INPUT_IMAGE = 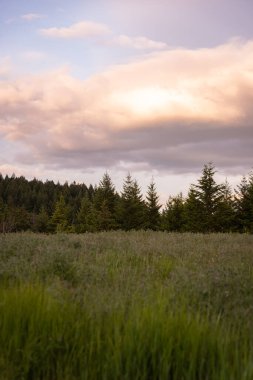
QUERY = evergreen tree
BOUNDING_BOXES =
[33,207,50,233]
[0,196,6,233]
[93,173,118,230]
[96,173,117,211]
[184,187,203,232]
[215,180,235,232]
[50,195,71,232]
[5,206,31,232]
[118,174,146,230]
[187,163,224,232]
[235,174,253,233]
[0,173,95,232]
[76,194,97,232]
[145,179,161,230]
[162,193,185,232]
[97,200,117,231]
[0,165,252,234]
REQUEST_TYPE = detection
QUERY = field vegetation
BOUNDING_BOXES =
[1,231,253,379]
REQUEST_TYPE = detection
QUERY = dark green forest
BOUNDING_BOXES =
[0,163,252,233]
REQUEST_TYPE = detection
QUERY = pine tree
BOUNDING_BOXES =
[145,179,161,230]
[162,193,185,232]
[118,174,146,230]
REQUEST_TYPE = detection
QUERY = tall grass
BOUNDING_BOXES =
[1,285,252,380]
[0,231,253,379]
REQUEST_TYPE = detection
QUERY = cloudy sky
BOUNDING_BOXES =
[1,0,253,201]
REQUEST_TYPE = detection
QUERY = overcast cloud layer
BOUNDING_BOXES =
[0,39,253,176]
[1,0,253,195]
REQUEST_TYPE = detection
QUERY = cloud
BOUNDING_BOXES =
[111,35,167,50]
[0,40,253,175]
[39,20,166,50]
[21,13,44,21]
[39,21,111,38]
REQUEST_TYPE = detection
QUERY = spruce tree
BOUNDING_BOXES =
[188,163,224,232]
[235,173,253,233]
[50,195,71,232]
[194,163,224,232]
[215,180,235,232]
[184,187,203,232]
[93,173,118,230]
[76,193,97,232]
[145,179,161,230]
[118,174,146,230]
[96,173,117,210]
[33,206,50,233]
[0,196,6,233]
[162,193,185,232]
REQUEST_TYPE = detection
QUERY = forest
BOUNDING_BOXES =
[0,163,252,234]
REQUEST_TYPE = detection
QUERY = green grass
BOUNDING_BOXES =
[0,231,253,379]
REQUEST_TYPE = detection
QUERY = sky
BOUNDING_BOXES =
[0,0,253,203]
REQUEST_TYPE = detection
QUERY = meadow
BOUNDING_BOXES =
[0,231,253,379]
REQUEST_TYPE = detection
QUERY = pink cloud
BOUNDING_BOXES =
[0,40,253,173]
[21,13,45,21]
[111,35,167,50]
[40,21,111,39]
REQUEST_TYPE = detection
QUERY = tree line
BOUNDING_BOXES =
[0,163,252,233]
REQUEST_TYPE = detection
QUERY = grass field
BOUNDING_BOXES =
[0,231,253,379]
